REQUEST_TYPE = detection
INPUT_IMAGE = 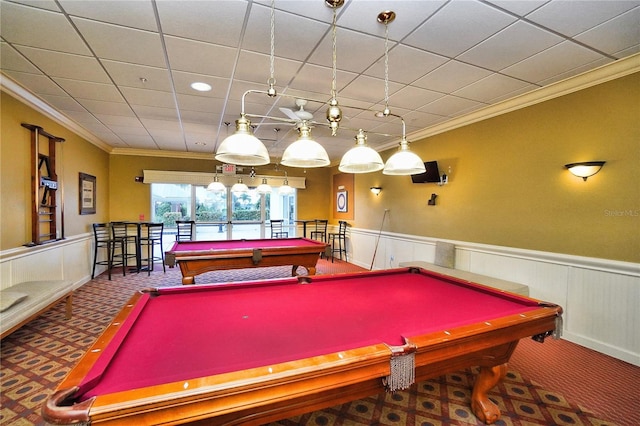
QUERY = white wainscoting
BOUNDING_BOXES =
[0,233,93,292]
[345,227,640,366]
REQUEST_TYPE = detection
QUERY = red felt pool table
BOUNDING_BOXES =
[43,268,562,425]
[164,237,329,284]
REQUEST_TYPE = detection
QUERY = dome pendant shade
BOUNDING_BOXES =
[215,116,270,166]
[339,130,384,174]
[281,124,330,168]
[207,175,226,192]
[383,139,425,175]
[256,178,272,194]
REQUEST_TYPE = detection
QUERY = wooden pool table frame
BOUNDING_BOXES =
[165,237,330,284]
[43,269,562,425]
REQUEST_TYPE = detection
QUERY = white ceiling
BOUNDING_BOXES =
[1,0,639,164]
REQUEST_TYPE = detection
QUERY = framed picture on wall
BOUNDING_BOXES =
[336,190,348,212]
[79,173,96,215]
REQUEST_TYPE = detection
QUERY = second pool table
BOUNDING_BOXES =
[165,237,330,284]
[43,267,562,425]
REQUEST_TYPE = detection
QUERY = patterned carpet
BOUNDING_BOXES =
[0,261,618,425]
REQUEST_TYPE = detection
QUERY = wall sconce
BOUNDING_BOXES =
[370,187,382,196]
[565,161,606,181]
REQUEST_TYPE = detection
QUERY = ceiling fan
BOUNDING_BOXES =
[279,99,314,122]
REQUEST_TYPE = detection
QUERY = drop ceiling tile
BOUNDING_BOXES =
[131,104,178,120]
[140,118,182,132]
[4,71,67,96]
[458,21,563,71]
[453,73,532,103]
[575,8,640,56]
[93,114,144,127]
[242,4,329,62]
[419,95,484,117]
[177,93,226,112]
[72,18,166,67]
[404,0,516,57]
[0,42,42,73]
[502,41,607,83]
[403,109,448,130]
[120,86,176,108]
[308,28,387,74]
[157,0,247,47]
[540,57,613,86]
[234,51,302,86]
[58,0,157,31]
[77,99,133,116]
[339,74,403,105]
[413,60,493,93]
[0,2,90,55]
[59,109,102,126]
[39,94,85,111]
[8,0,61,13]
[13,46,111,82]
[526,1,638,37]
[337,0,446,40]
[52,77,124,102]
[105,125,151,137]
[115,134,157,147]
[288,63,357,95]
[484,0,547,17]
[177,110,220,126]
[388,85,444,110]
[101,61,171,92]
[364,44,449,85]
[165,36,237,77]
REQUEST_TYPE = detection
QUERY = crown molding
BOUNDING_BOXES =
[110,147,216,160]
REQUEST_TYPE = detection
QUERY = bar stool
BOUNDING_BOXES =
[310,219,328,242]
[328,221,348,263]
[138,223,166,275]
[110,221,138,272]
[91,223,126,280]
[270,220,288,238]
[175,220,195,241]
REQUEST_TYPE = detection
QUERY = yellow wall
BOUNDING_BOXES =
[354,73,640,262]
[108,155,332,221]
[1,93,109,250]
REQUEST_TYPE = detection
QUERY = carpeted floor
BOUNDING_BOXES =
[1,260,637,425]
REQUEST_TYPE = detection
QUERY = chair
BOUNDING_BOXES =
[175,220,195,241]
[328,221,348,263]
[310,219,328,242]
[110,221,138,271]
[91,223,126,280]
[138,223,166,275]
[270,219,288,238]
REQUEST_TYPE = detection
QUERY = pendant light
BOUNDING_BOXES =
[256,178,272,194]
[214,0,277,167]
[231,177,249,193]
[280,122,330,168]
[378,10,425,176]
[339,129,384,173]
[279,172,293,194]
[207,174,226,192]
[325,0,344,136]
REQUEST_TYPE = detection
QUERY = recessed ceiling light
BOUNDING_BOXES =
[194,141,207,146]
[191,82,212,92]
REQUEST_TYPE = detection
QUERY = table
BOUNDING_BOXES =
[43,267,562,425]
[164,237,329,284]
[294,219,316,238]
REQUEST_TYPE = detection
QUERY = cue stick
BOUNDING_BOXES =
[370,209,389,270]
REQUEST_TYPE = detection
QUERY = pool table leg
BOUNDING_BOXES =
[471,363,507,424]
[182,276,195,285]
[292,265,316,276]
